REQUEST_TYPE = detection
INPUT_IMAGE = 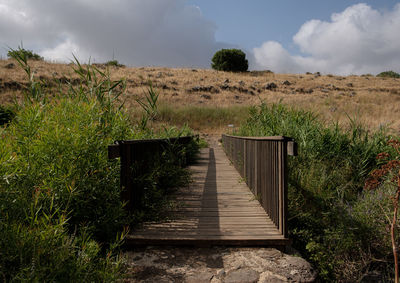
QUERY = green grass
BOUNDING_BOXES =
[0,52,200,281]
[0,97,130,281]
[157,104,251,131]
[236,102,397,281]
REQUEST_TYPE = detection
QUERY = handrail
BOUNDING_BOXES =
[108,135,198,211]
[222,134,297,238]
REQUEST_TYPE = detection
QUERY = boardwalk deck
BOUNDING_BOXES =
[126,143,290,247]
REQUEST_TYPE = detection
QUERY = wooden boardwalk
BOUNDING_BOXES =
[126,143,289,247]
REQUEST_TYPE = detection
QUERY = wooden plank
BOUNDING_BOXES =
[124,238,291,248]
[127,144,289,247]
[287,141,298,156]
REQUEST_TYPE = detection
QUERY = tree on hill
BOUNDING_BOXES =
[7,47,43,61]
[211,49,248,72]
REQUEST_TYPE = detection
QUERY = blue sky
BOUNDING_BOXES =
[1,0,400,74]
[187,0,399,53]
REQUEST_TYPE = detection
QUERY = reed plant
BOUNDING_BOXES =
[0,50,199,281]
[236,102,397,281]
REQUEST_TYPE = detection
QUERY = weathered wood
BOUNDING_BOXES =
[287,141,298,156]
[126,145,290,248]
[221,134,296,240]
[108,135,197,211]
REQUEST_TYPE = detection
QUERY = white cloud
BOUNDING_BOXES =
[0,0,229,67]
[253,3,400,75]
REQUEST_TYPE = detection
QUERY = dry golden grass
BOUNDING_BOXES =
[1,59,400,134]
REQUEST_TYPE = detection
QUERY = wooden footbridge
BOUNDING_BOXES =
[109,135,297,248]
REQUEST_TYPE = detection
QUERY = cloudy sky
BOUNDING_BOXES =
[1,0,399,75]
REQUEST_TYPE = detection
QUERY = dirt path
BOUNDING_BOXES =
[123,246,316,282]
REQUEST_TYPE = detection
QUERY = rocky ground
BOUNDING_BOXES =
[123,246,317,282]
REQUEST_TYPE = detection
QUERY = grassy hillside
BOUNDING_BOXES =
[1,59,400,133]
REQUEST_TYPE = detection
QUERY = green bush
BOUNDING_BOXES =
[7,47,43,61]
[0,215,125,282]
[377,71,400,78]
[0,55,199,281]
[211,49,248,72]
[236,103,395,281]
[105,60,125,67]
[0,98,130,280]
[0,105,15,126]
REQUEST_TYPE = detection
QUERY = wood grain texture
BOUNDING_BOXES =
[127,144,289,247]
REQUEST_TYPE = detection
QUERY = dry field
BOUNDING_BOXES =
[1,59,400,134]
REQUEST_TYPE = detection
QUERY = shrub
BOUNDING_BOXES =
[211,49,248,72]
[377,71,400,78]
[7,47,43,61]
[0,55,199,281]
[236,102,395,281]
[0,97,130,280]
[105,60,125,67]
[0,105,15,126]
[0,214,125,282]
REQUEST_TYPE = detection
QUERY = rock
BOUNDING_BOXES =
[216,268,226,277]
[296,88,313,94]
[225,268,259,283]
[124,247,317,283]
[282,80,291,86]
[185,271,214,283]
[224,79,230,84]
[220,84,229,90]
[276,254,317,282]
[238,80,245,86]
[4,63,15,69]
[265,82,277,90]
[201,94,211,99]
[3,81,22,90]
[259,271,288,283]
[211,277,222,283]
[189,85,220,93]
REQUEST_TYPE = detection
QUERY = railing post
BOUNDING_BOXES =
[283,140,288,238]
[254,140,258,197]
[119,141,134,212]
[109,135,196,213]
[277,140,286,237]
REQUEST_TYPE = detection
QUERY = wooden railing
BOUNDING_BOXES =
[222,134,297,238]
[108,136,197,211]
